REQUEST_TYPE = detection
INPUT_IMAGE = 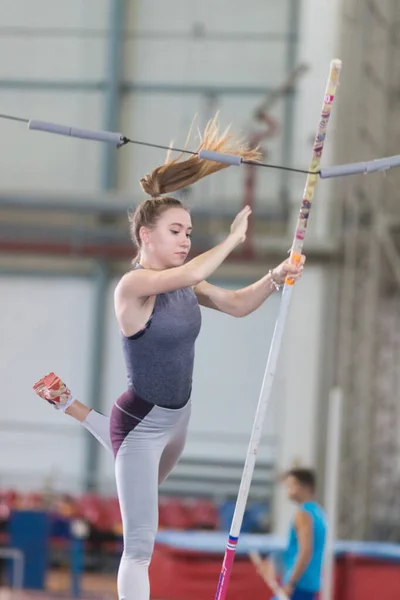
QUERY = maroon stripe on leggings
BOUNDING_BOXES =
[110,389,154,458]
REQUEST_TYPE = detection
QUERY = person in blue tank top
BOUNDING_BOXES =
[253,468,326,600]
[32,115,305,600]
[280,468,327,600]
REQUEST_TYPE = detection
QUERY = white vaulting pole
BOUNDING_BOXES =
[322,387,343,600]
[214,59,343,600]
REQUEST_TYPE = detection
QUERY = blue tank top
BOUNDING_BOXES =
[283,501,327,592]
[121,278,202,408]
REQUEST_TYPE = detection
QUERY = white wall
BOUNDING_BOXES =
[0,0,344,228]
[272,266,335,533]
[0,275,94,492]
[0,0,109,29]
[119,0,290,210]
[0,0,289,211]
[0,92,105,192]
[0,0,109,192]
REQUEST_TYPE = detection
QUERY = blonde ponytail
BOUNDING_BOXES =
[130,114,260,264]
[140,114,262,197]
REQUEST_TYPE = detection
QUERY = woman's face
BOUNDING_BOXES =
[141,207,193,268]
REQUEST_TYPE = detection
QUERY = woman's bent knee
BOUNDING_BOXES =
[123,526,155,562]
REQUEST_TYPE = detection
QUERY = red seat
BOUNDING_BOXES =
[77,494,107,529]
[187,499,219,530]
[159,498,191,530]
[0,489,18,509]
[21,492,44,510]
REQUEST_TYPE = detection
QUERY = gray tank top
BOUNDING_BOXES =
[121,276,202,408]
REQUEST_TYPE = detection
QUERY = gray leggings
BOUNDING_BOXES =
[82,396,191,600]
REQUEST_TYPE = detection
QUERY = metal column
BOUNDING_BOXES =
[84,0,126,490]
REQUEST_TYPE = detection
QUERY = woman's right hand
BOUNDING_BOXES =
[230,205,252,244]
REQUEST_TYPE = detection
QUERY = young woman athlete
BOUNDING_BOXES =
[33,117,305,600]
